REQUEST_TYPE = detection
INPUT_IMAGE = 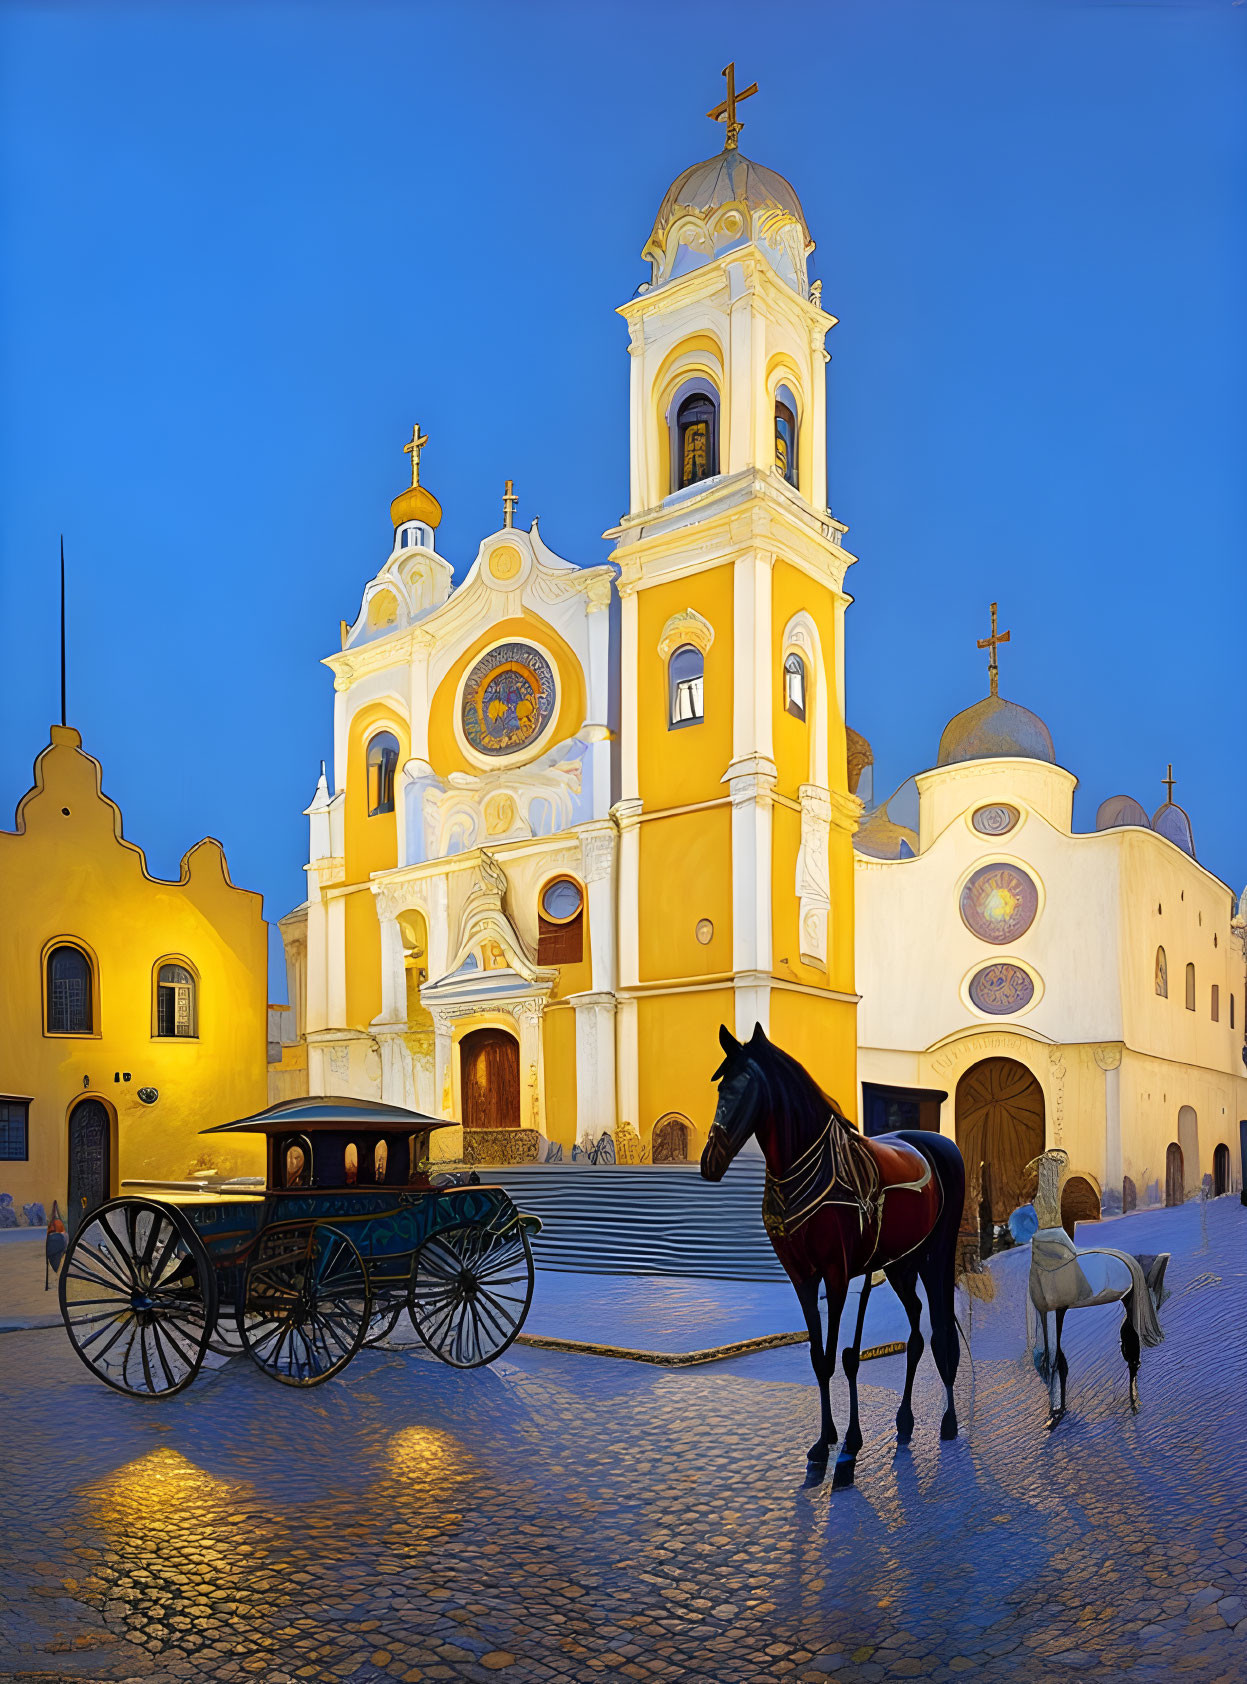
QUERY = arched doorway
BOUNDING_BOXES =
[1060,1174,1101,1238]
[1212,1143,1230,1197]
[652,1114,692,1163]
[1122,1175,1137,1213]
[67,1098,112,1236]
[1165,1142,1184,1206]
[459,1028,520,1132]
[954,1058,1045,1237]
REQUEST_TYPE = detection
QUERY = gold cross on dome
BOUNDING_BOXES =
[502,479,518,528]
[707,61,758,150]
[1163,763,1176,804]
[976,601,1011,698]
[403,423,428,488]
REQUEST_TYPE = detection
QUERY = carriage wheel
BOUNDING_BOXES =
[59,1197,217,1398]
[237,1223,370,1386]
[408,1221,534,1369]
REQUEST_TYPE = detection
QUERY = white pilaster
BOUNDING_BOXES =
[732,552,773,763]
[613,799,643,989]
[723,757,776,974]
[573,992,618,1143]
[811,341,830,512]
[619,588,640,801]
[1096,1045,1124,1207]
[326,897,347,1028]
[375,908,407,1025]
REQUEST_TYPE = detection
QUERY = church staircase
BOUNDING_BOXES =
[478,1158,785,1281]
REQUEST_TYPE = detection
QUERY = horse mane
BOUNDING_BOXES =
[750,1037,857,1154]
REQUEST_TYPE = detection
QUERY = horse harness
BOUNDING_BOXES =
[762,1114,933,1258]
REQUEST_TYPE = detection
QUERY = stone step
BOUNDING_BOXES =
[477,1159,785,1282]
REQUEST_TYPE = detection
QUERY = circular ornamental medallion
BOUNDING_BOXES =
[972,804,1019,836]
[461,642,556,758]
[959,862,1039,945]
[968,962,1036,1016]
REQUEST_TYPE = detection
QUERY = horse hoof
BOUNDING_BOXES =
[1045,1409,1065,1432]
[806,1443,829,1465]
[831,1456,857,1490]
[939,1413,958,1442]
[896,1410,914,1445]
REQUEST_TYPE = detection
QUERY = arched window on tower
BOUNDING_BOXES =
[783,652,807,721]
[668,644,705,729]
[1185,962,1196,1011]
[366,732,400,816]
[774,386,798,487]
[46,944,93,1035]
[1154,946,1167,998]
[674,390,719,490]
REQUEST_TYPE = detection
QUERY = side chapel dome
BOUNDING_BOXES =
[1096,794,1151,831]
[642,148,814,294]
[936,695,1056,768]
[1151,800,1196,857]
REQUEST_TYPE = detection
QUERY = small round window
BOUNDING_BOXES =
[540,878,583,923]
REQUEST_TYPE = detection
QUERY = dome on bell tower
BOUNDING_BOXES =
[641,65,814,295]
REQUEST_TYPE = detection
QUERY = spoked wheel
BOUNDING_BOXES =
[59,1198,217,1398]
[408,1220,535,1368]
[238,1223,370,1386]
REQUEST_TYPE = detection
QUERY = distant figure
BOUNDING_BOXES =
[45,1202,68,1289]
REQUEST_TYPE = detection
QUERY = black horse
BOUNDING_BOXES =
[701,1025,966,1487]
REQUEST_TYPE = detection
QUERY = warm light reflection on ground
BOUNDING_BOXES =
[385,1423,472,1485]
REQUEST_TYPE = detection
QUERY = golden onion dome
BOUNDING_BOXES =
[390,482,442,530]
[390,423,442,530]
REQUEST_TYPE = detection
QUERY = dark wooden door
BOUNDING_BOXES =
[68,1099,111,1235]
[1213,1143,1230,1197]
[652,1116,691,1163]
[954,1057,1045,1230]
[1165,1142,1184,1207]
[460,1029,520,1131]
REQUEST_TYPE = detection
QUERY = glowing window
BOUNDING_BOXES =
[47,945,92,1035]
[675,391,718,489]
[668,644,704,729]
[784,652,807,720]
[156,963,196,1037]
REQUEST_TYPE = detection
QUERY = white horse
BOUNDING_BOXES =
[1026,1152,1168,1429]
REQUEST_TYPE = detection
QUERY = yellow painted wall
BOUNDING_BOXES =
[0,729,268,1213]
[636,565,734,812]
[427,615,587,779]
[770,991,858,1123]
[635,987,734,1148]
[639,809,733,983]
[541,1003,578,1149]
[344,887,383,1028]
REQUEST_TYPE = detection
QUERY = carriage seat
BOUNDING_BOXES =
[864,1135,930,1188]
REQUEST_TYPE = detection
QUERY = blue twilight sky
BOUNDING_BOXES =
[2,0,1245,997]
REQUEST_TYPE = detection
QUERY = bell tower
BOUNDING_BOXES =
[607,66,861,1141]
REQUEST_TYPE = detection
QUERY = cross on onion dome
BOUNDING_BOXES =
[1162,763,1176,805]
[976,601,1011,699]
[707,61,758,151]
[403,423,428,488]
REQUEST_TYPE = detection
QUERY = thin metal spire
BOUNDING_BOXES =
[60,535,67,727]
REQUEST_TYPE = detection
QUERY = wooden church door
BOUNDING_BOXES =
[67,1098,111,1235]
[460,1028,520,1131]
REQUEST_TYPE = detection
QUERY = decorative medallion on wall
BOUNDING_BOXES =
[971,803,1019,836]
[461,642,556,757]
[695,918,714,945]
[968,962,1036,1015]
[959,862,1039,944]
[488,545,522,582]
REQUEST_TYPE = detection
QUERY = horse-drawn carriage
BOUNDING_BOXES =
[58,1097,541,1397]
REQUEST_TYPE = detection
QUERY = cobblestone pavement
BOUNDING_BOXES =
[1,1198,1244,1684]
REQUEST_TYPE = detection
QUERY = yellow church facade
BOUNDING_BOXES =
[286,107,861,1163]
[0,727,268,1226]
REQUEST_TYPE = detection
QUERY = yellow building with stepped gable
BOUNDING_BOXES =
[281,72,861,1163]
[0,726,269,1227]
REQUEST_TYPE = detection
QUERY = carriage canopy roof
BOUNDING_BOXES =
[201,1096,455,1136]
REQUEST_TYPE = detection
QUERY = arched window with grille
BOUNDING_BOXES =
[668,643,705,729]
[774,385,798,487]
[673,390,719,491]
[46,944,93,1035]
[1185,962,1196,1011]
[783,652,807,720]
[155,961,197,1038]
[366,731,400,816]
